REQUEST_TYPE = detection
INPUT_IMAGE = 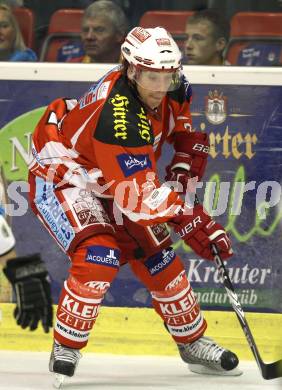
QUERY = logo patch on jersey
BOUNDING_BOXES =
[110,94,130,140]
[97,81,110,100]
[137,107,151,143]
[79,85,98,108]
[117,153,152,177]
[34,178,75,251]
[148,223,170,245]
[70,189,111,228]
[85,245,120,268]
[79,81,110,109]
[145,247,176,276]
[94,78,153,147]
[143,186,172,210]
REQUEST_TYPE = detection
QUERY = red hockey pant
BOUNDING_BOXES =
[55,234,207,349]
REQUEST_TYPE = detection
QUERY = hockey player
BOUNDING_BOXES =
[28,26,241,385]
[0,166,53,333]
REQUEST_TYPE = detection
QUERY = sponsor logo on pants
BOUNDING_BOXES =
[145,248,176,276]
[85,245,120,268]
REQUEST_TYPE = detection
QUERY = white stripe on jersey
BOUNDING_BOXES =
[70,102,103,148]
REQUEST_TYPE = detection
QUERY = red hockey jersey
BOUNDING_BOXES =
[29,67,193,226]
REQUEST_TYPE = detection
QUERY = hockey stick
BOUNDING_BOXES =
[211,243,282,380]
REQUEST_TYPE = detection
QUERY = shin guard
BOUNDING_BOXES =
[151,276,207,344]
[54,275,106,349]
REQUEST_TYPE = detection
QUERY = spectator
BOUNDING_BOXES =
[22,0,105,51]
[57,0,129,63]
[0,3,37,61]
[184,9,230,65]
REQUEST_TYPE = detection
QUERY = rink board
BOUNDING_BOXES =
[0,65,282,363]
[0,64,282,313]
[1,303,281,362]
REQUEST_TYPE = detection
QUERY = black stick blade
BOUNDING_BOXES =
[262,359,282,380]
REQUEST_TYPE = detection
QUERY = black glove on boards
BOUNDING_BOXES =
[3,254,53,333]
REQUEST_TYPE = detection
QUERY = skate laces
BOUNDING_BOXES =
[188,337,225,363]
[53,341,81,364]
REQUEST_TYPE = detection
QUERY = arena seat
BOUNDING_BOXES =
[13,7,35,49]
[139,10,193,51]
[39,9,83,62]
[226,12,282,66]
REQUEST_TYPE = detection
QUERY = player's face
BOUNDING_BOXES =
[81,16,122,62]
[0,10,15,52]
[185,20,222,65]
[135,69,177,109]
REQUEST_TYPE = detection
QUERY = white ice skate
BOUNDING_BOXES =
[49,341,82,388]
[178,336,243,376]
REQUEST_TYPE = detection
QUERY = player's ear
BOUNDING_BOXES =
[215,37,227,53]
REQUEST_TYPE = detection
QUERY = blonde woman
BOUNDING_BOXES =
[0,3,37,61]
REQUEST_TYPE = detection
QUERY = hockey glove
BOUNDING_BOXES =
[3,254,53,332]
[171,204,233,261]
[165,132,210,194]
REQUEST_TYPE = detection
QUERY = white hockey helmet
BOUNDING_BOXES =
[121,26,182,71]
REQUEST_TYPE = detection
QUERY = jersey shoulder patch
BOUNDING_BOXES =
[94,77,154,147]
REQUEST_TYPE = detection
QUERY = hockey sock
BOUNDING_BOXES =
[152,276,207,344]
[54,275,105,349]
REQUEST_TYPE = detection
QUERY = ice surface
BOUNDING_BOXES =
[0,351,281,389]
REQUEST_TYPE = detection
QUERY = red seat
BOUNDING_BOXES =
[231,12,282,37]
[139,10,193,35]
[40,9,83,62]
[48,8,83,34]
[226,12,282,65]
[139,10,193,51]
[13,7,35,49]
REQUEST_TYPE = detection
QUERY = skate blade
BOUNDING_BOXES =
[53,373,66,389]
[188,364,243,376]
